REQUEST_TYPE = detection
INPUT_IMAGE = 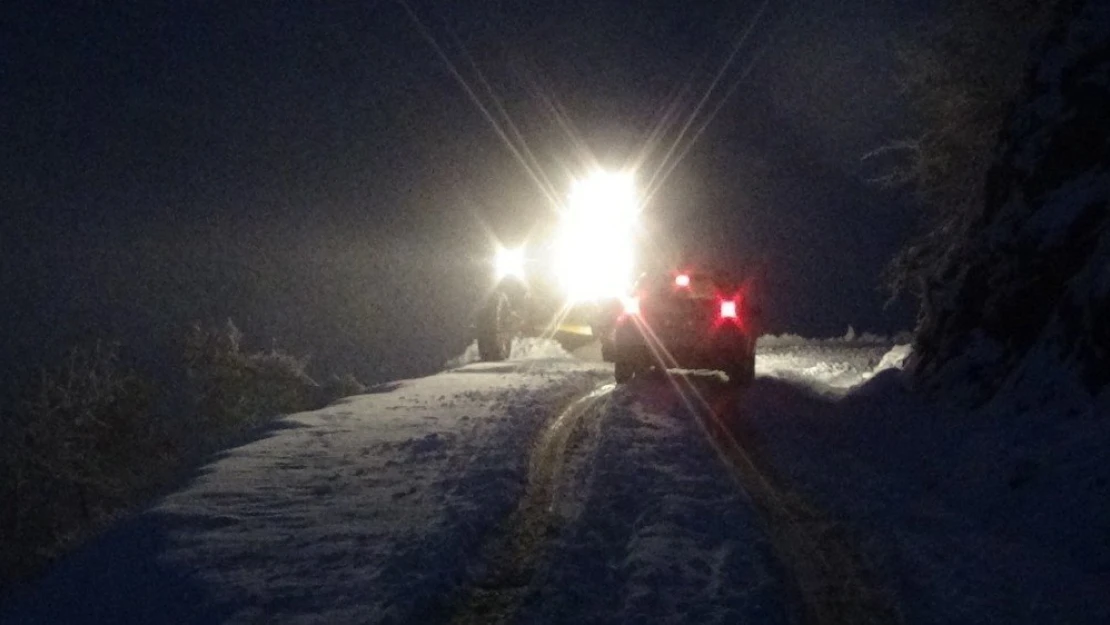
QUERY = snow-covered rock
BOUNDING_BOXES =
[910,0,1110,402]
[874,343,912,372]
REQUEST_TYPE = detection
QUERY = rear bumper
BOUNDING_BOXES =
[607,322,754,368]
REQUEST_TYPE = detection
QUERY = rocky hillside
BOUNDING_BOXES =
[908,0,1109,403]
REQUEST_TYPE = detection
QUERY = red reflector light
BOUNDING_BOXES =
[675,274,690,287]
[622,296,640,315]
[720,300,738,319]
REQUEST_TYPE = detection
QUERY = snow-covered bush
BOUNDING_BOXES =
[868,0,1108,402]
[875,0,1055,306]
[322,372,368,401]
[0,342,163,583]
[183,320,322,424]
[0,323,365,589]
[908,0,1110,402]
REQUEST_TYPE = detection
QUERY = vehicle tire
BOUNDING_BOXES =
[725,354,755,387]
[477,291,519,361]
[599,337,614,361]
[614,361,636,383]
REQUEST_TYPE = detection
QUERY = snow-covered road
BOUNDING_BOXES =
[510,376,789,625]
[14,334,1096,625]
[2,349,613,624]
[0,337,899,625]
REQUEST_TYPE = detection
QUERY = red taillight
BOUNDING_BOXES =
[719,300,737,319]
[675,274,690,288]
[622,296,640,316]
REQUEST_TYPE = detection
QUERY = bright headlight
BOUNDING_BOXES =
[554,170,640,302]
[495,246,526,281]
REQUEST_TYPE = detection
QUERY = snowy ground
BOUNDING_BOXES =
[1,344,610,625]
[743,338,1109,625]
[513,379,787,625]
[2,334,1105,624]
[755,332,901,394]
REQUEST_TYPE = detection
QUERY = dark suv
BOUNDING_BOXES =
[601,270,760,385]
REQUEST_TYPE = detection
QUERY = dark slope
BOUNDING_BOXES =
[910,0,1109,402]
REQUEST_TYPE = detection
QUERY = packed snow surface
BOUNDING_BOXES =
[515,384,786,624]
[3,335,1104,625]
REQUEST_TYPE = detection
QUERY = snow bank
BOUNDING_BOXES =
[743,343,1109,625]
[756,338,909,394]
[444,337,573,368]
[757,326,909,348]
[873,343,911,373]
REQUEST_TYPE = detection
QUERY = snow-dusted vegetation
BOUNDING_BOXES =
[0,322,364,590]
[881,0,1108,404]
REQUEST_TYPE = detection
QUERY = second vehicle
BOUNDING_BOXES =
[602,269,761,386]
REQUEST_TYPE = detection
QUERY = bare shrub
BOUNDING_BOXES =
[183,319,321,425]
[872,0,1056,307]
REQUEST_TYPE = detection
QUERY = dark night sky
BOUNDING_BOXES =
[1,0,925,389]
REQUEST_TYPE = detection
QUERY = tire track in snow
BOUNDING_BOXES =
[517,375,785,624]
[686,379,902,625]
[449,383,614,625]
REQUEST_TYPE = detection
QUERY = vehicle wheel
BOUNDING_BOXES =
[477,291,519,361]
[599,337,614,361]
[614,361,636,383]
[725,355,755,387]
